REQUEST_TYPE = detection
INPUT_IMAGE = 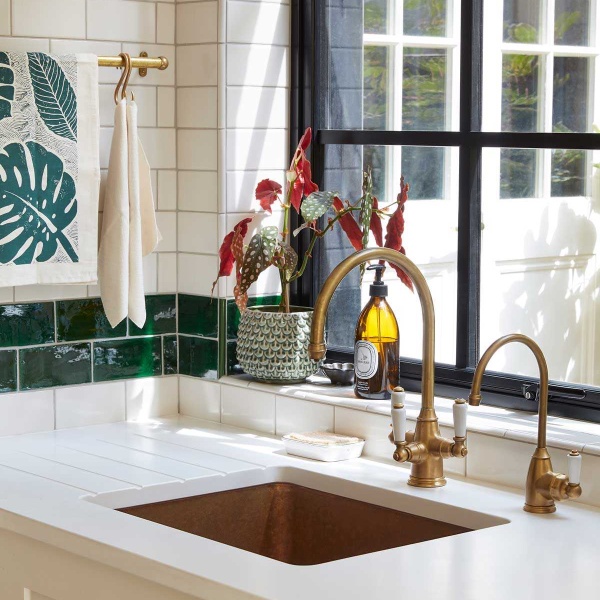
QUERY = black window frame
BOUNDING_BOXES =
[290,0,600,423]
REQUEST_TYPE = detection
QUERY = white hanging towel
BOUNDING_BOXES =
[0,52,99,285]
[99,99,161,329]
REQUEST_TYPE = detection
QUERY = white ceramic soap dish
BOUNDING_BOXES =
[282,431,365,462]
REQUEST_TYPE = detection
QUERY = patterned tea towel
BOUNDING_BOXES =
[0,52,99,286]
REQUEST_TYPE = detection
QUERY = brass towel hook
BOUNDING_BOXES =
[113,53,134,104]
[113,52,128,105]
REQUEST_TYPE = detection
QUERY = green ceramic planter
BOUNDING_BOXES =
[237,306,321,384]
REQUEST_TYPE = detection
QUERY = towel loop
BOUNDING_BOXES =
[113,53,133,105]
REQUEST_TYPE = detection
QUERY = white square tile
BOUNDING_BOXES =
[138,128,177,169]
[0,391,54,436]
[179,376,221,422]
[158,253,177,292]
[0,36,48,53]
[99,85,156,127]
[0,0,10,36]
[221,385,276,434]
[126,377,178,421]
[157,2,175,44]
[177,87,218,129]
[227,44,288,87]
[334,407,395,461]
[123,43,175,87]
[176,45,218,86]
[177,1,218,44]
[143,252,158,293]
[227,87,288,129]
[157,87,175,128]
[226,129,287,171]
[88,0,156,43]
[276,396,334,437]
[55,382,126,429]
[178,171,218,212]
[0,287,13,303]
[227,1,289,45]
[178,129,218,170]
[50,40,121,84]
[12,0,85,38]
[226,170,286,213]
[178,254,218,295]
[158,170,177,210]
[178,212,218,254]
[156,212,177,252]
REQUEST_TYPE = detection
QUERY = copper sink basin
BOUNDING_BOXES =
[118,482,471,565]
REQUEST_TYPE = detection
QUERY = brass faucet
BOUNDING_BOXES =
[469,334,582,513]
[308,248,467,488]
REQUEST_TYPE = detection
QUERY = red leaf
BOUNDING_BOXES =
[301,157,319,196]
[333,197,363,251]
[370,197,383,247]
[255,179,282,213]
[286,128,319,213]
[298,127,312,152]
[289,176,304,213]
[387,258,414,292]
[211,217,252,293]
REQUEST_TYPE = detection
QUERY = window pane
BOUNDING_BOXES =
[554,0,590,46]
[482,148,600,387]
[502,54,540,132]
[403,48,448,131]
[364,45,390,130]
[319,145,458,365]
[503,0,541,43]
[404,0,449,37]
[364,0,389,34]
[553,57,589,133]
[500,149,538,199]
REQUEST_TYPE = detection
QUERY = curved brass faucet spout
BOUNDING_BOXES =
[309,248,466,488]
[469,334,582,513]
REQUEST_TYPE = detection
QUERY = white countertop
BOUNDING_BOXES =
[0,415,598,600]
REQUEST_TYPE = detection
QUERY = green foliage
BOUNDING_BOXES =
[300,191,337,222]
[555,11,581,43]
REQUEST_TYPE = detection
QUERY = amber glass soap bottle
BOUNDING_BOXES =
[354,265,399,400]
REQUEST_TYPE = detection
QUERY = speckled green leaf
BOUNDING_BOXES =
[238,227,278,299]
[300,191,337,223]
[27,53,77,142]
[0,141,78,264]
[0,53,14,121]
[280,243,298,281]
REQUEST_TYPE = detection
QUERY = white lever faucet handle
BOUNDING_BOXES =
[568,450,582,486]
[453,399,467,438]
[391,387,406,444]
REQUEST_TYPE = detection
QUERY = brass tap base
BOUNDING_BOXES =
[523,503,556,514]
[408,476,447,488]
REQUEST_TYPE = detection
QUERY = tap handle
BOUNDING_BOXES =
[391,387,406,444]
[568,450,582,486]
[453,399,467,438]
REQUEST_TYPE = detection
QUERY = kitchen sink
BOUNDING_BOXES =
[88,466,508,566]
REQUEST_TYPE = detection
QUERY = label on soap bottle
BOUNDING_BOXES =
[354,341,378,380]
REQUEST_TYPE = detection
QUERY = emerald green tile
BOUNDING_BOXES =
[129,295,177,336]
[178,294,218,338]
[94,337,162,382]
[57,298,125,341]
[226,341,243,376]
[226,295,281,340]
[163,335,178,375]
[0,350,16,392]
[178,335,218,379]
[20,343,91,390]
[0,303,54,347]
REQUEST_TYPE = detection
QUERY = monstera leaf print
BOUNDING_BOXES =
[0,141,78,264]
[27,53,77,142]
[0,53,14,121]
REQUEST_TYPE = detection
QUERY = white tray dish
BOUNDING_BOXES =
[282,434,365,462]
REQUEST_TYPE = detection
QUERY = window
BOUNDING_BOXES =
[291,0,600,422]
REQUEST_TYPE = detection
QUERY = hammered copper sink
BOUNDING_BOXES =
[118,482,471,565]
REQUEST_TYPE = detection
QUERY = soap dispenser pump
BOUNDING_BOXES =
[354,264,400,400]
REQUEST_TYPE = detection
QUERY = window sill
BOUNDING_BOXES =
[220,374,600,457]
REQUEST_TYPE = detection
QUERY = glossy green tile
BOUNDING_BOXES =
[178,294,218,338]
[129,295,177,336]
[0,303,54,347]
[178,335,218,379]
[163,335,178,375]
[0,350,16,392]
[57,298,125,341]
[20,343,91,390]
[94,337,162,382]
[226,340,243,376]
[226,295,281,340]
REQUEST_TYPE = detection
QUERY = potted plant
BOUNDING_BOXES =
[213,128,412,383]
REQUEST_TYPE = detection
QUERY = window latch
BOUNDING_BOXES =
[522,384,587,403]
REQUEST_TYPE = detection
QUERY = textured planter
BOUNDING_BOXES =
[237,306,321,384]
